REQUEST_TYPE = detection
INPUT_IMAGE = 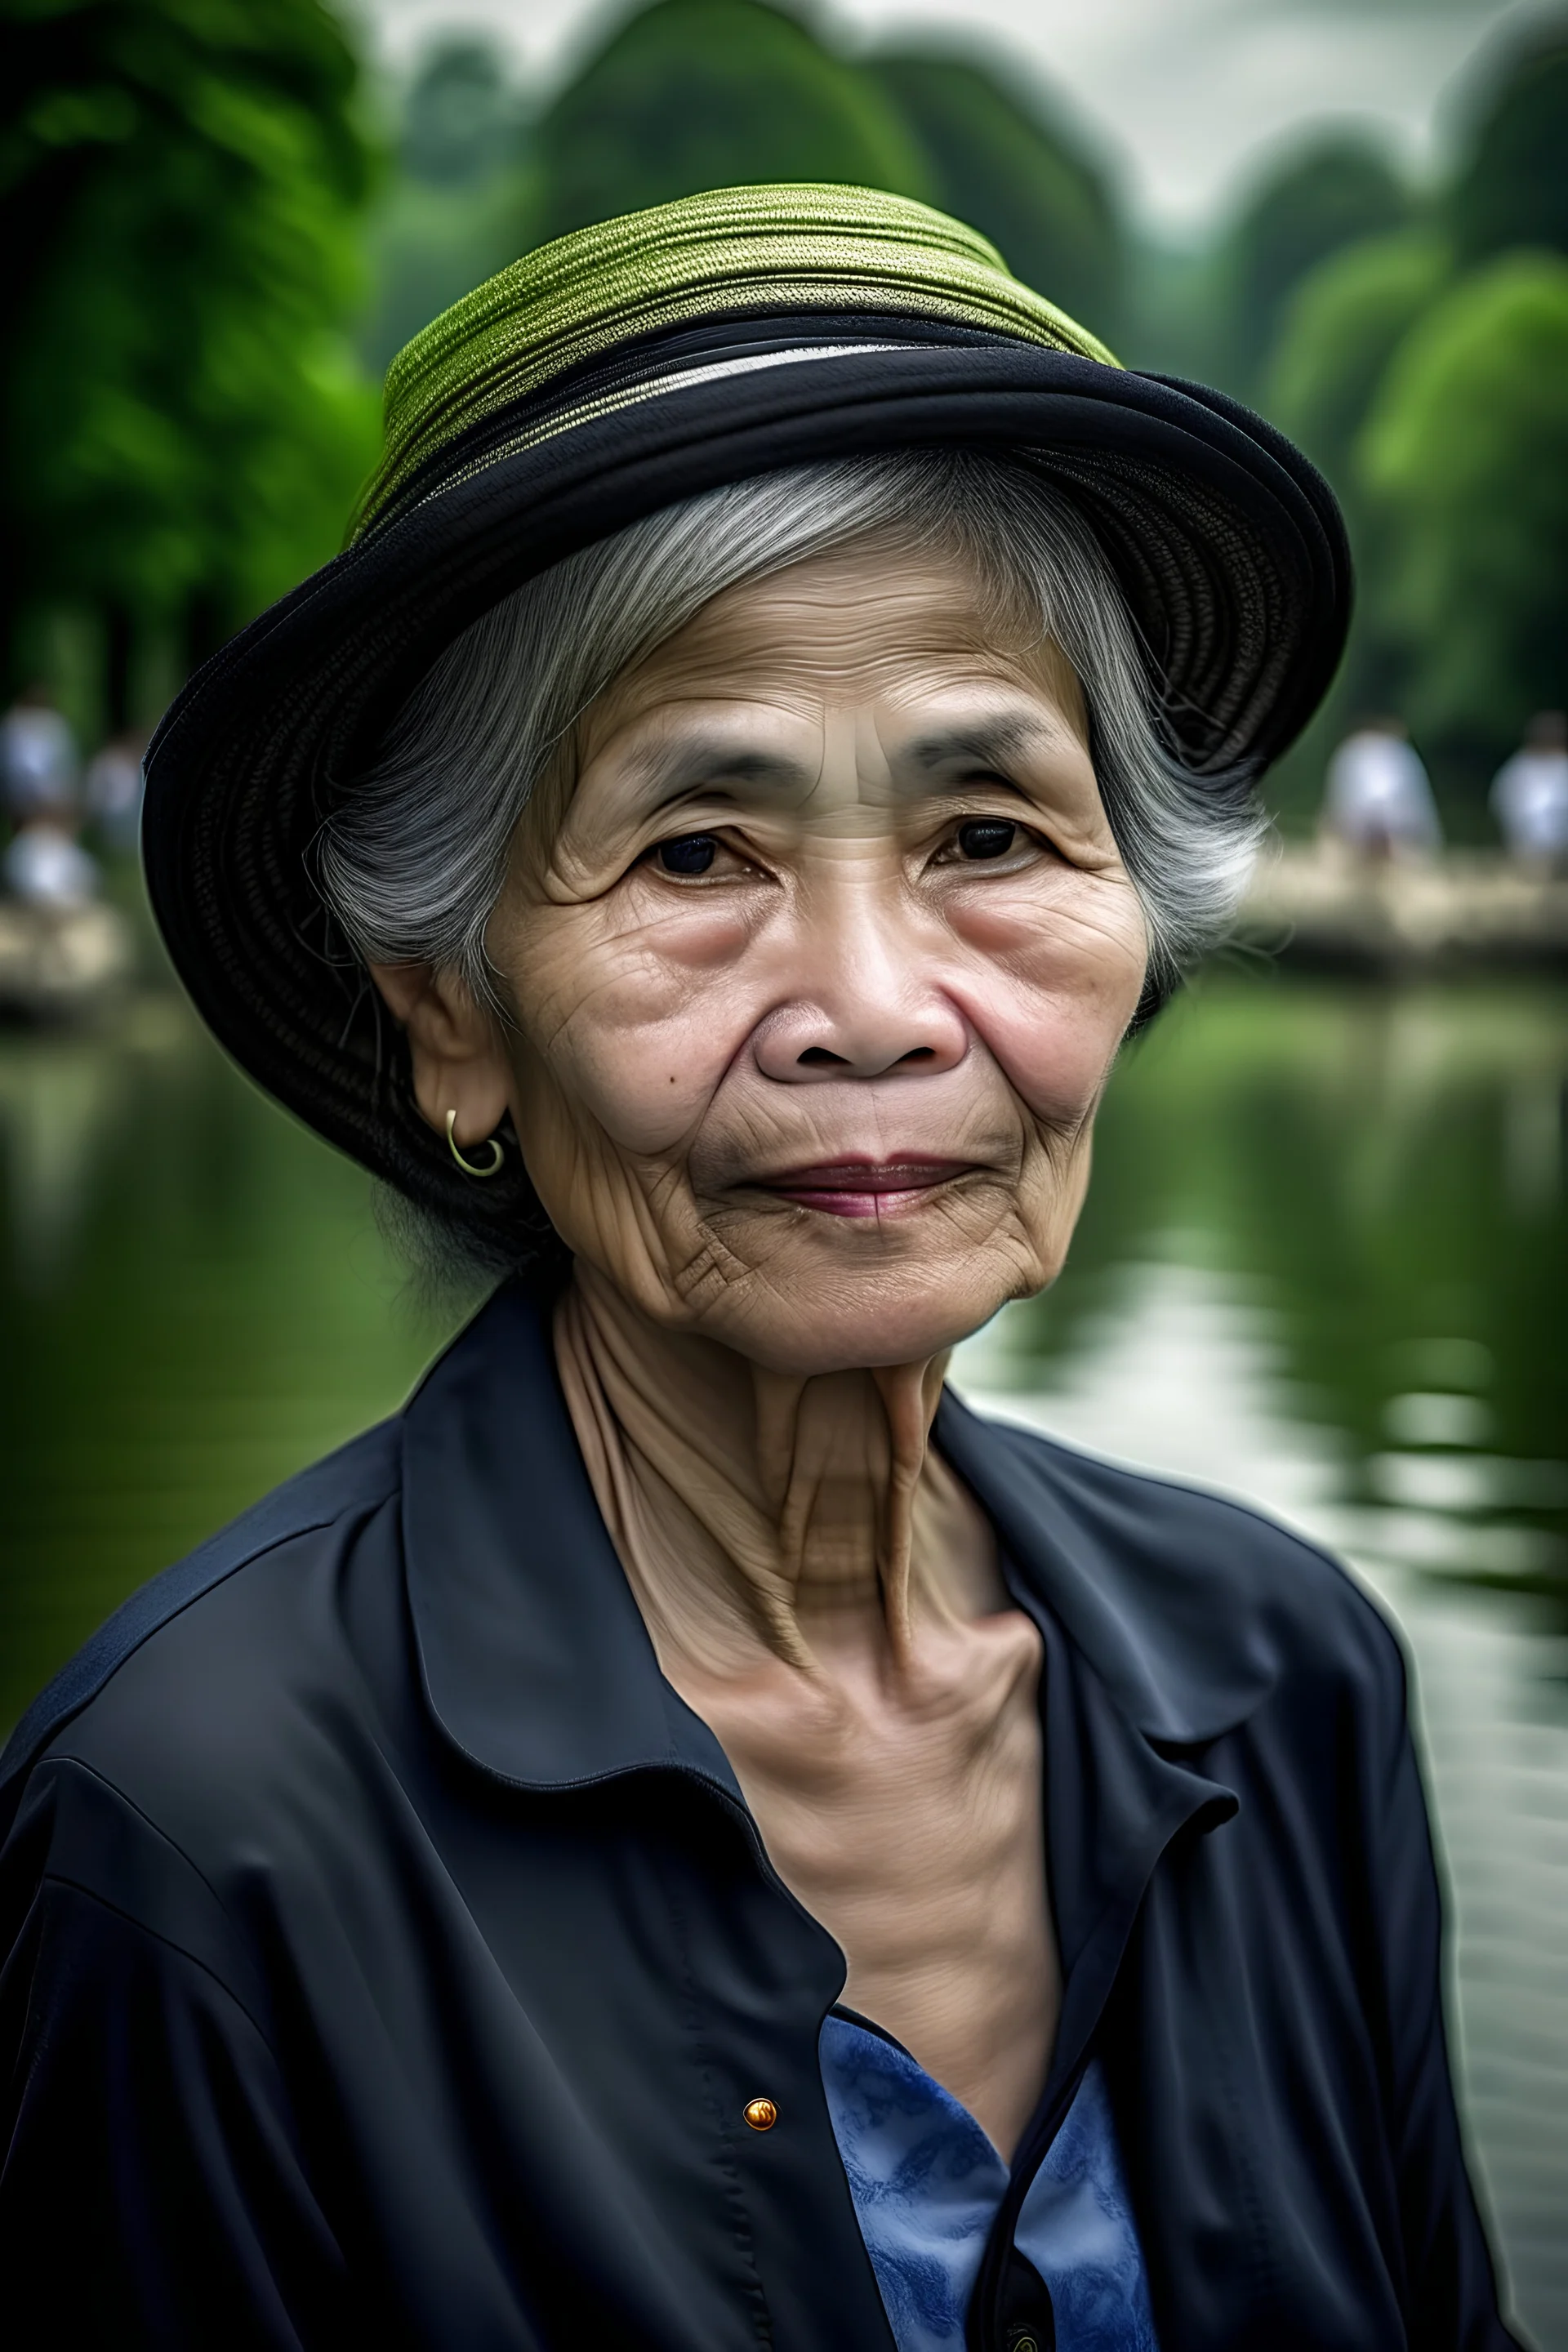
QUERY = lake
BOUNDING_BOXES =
[2,969,1564,2346]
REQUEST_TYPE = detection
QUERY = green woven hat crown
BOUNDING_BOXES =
[361,184,1117,531]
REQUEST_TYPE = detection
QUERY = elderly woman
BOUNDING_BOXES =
[0,189,1517,2351]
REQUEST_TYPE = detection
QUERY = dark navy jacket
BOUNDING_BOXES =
[0,1285,1520,2350]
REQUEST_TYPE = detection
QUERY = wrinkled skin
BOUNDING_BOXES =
[374,547,1150,2154]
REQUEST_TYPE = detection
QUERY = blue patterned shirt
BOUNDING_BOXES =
[820,2011,1159,2352]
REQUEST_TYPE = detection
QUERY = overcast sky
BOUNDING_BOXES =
[354,0,1551,229]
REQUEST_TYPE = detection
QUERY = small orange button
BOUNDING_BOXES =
[743,2096,778,2132]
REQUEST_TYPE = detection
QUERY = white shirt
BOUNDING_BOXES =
[1324,732,1441,850]
[86,742,145,852]
[1491,749,1568,856]
[3,824,100,908]
[1,707,78,817]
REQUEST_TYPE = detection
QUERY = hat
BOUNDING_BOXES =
[142,183,1350,1250]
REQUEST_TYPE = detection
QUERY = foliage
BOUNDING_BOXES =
[1235,16,1568,821]
[531,0,928,243]
[865,48,1124,343]
[1263,230,1450,505]
[361,38,533,374]
[1357,253,1568,767]
[1447,16,1568,266]
[362,173,535,378]
[0,0,380,717]
[10,0,1566,822]
[1251,231,1454,815]
[399,35,527,189]
[1214,131,1410,395]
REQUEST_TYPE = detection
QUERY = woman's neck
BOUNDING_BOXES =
[554,1265,999,1681]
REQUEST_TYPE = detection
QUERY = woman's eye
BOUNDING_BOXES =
[655,833,719,875]
[955,818,1018,861]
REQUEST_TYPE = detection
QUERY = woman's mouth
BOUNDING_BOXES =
[759,1157,977,1218]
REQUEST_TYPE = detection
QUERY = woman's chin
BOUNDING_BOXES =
[697,1254,1039,1377]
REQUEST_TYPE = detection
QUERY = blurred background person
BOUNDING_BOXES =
[1,684,78,830]
[2,808,100,911]
[0,680,100,909]
[1320,715,1443,861]
[1490,709,1568,870]
[83,729,147,859]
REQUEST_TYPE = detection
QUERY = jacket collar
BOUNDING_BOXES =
[934,1388,1281,1744]
[401,1281,742,1798]
[401,1282,1276,1797]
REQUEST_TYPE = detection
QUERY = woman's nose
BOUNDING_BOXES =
[751,929,969,1083]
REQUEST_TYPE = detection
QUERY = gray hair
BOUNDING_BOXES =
[318,451,1263,1027]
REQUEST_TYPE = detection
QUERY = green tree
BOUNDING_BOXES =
[400,36,524,189]
[1250,232,1451,817]
[1263,230,1450,504]
[1,0,378,726]
[362,37,534,374]
[1357,253,1568,784]
[864,47,1124,341]
[1448,16,1568,266]
[532,0,928,245]
[1216,131,1410,396]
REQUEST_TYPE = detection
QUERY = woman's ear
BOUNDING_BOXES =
[369,962,512,1146]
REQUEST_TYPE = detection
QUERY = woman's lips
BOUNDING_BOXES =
[760,1157,977,1218]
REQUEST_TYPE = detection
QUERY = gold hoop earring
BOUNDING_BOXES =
[446,1109,504,1179]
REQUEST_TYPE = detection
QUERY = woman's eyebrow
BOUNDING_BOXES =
[620,734,817,806]
[897,715,1070,776]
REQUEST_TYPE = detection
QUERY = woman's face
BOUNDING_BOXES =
[484,546,1150,1374]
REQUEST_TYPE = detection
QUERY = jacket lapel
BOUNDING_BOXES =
[400,1285,894,2351]
[401,1282,740,1798]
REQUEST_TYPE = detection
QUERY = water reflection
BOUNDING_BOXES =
[0,973,1563,2345]
[0,1015,139,1285]
[956,972,1568,2349]
[0,1002,451,1713]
